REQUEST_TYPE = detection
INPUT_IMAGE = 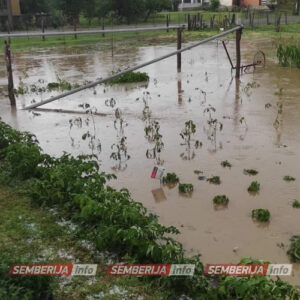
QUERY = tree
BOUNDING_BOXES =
[55,0,83,24]
[83,0,96,25]
[210,0,220,11]
[19,0,50,14]
[144,0,172,21]
[113,0,146,23]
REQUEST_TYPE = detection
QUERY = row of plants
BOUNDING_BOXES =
[277,44,300,68]
[0,119,299,299]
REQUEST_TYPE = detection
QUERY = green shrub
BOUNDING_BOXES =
[213,195,229,205]
[108,72,149,84]
[252,209,270,222]
[284,176,296,182]
[248,181,260,192]
[207,176,221,184]
[288,236,300,262]
[221,160,232,168]
[162,173,179,184]
[178,183,194,194]
[210,0,220,11]
[3,143,43,180]
[0,252,54,300]
[292,200,300,208]
[277,44,300,68]
[244,169,258,175]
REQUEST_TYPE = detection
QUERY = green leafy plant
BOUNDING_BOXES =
[207,176,221,185]
[252,209,270,222]
[213,195,229,205]
[162,173,179,184]
[108,71,149,84]
[244,169,258,175]
[221,160,232,168]
[178,184,194,194]
[248,181,260,192]
[292,200,300,208]
[288,236,300,262]
[284,176,296,182]
[179,120,201,160]
[277,44,300,68]
[203,105,223,151]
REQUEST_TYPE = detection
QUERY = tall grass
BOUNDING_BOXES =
[277,44,300,68]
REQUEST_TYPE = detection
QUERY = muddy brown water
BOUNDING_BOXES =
[0,39,299,284]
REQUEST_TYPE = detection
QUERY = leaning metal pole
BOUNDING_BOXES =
[24,25,243,110]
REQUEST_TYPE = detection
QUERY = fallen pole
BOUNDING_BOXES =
[24,25,243,110]
[32,108,107,116]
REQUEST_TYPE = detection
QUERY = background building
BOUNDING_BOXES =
[178,0,208,10]
[0,0,21,29]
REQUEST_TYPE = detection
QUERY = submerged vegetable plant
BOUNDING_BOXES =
[213,195,229,205]
[252,209,270,222]
[288,236,300,262]
[284,176,296,182]
[180,120,202,160]
[111,108,130,170]
[203,105,223,151]
[248,181,260,193]
[179,184,194,194]
[221,160,232,168]
[292,200,300,208]
[207,176,221,185]
[244,169,258,175]
[162,173,179,184]
[107,71,149,84]
[68,105,102,157]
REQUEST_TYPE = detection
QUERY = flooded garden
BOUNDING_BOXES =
[0,34,300,286]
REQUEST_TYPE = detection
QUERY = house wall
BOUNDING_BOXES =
[241,0,261,6]
[178,0,204,10]
[0,0,20,16]
[220,0,233,6]
[11,0,21,16]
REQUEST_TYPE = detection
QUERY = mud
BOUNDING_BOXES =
[0,38,299,284]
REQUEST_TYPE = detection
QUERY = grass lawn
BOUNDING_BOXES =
[0,185,169,299]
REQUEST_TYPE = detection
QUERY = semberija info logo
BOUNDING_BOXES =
[9,264,97,276]
[107,264,195,276]
[204,264,293,276]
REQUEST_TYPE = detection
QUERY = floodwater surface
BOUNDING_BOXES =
[0,38,299,284]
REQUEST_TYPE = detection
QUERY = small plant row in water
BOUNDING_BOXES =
[0,120,299,299]
[14,76,80,96]
[107,71,149,84]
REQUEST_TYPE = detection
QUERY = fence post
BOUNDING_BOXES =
[74,17,77,39]
[42,15,45,41]
[4,41,16,106]
[285,12,287,24]
[177,28,182,71]
[102,18,105,37]
[235,28,242,78]
[187,14,191,31]
[166,15,169,32]
[275,14,281,32]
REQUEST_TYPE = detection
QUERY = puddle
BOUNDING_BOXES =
[0,38,300,284]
